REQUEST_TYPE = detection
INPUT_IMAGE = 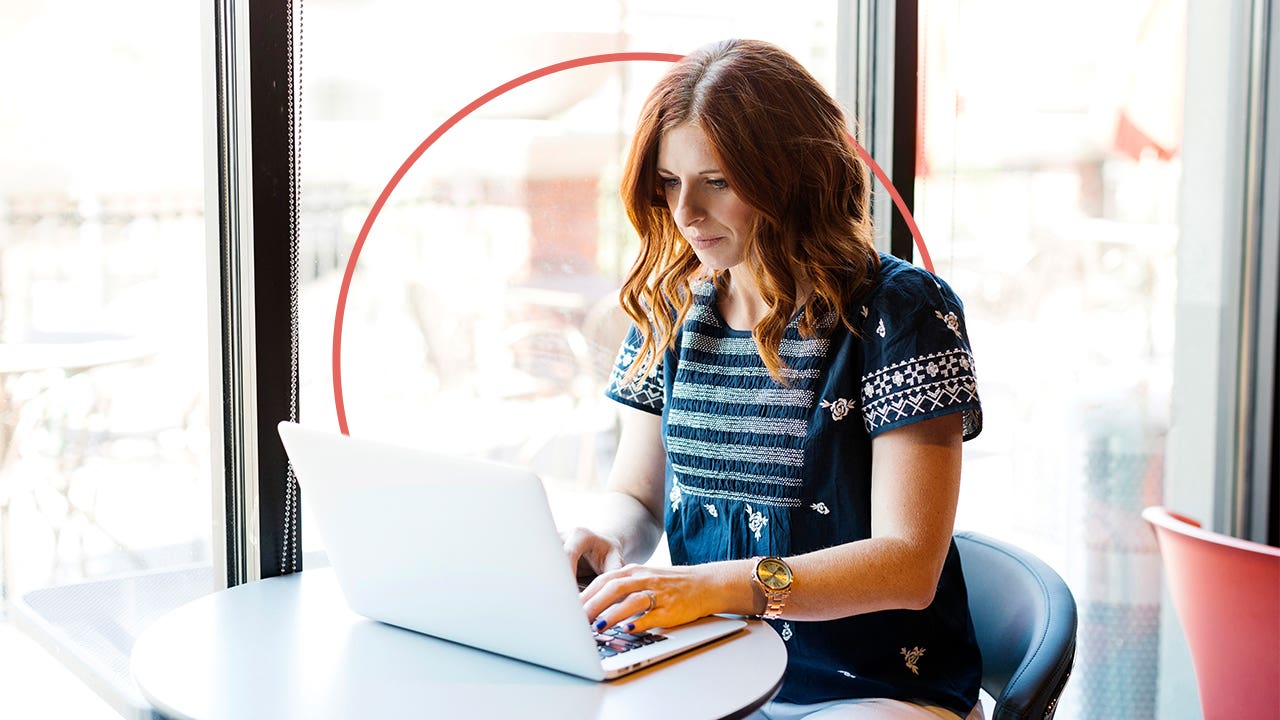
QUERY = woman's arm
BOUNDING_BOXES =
[562,404,667,575]
[580,411,964,630]
[766,410,964,616]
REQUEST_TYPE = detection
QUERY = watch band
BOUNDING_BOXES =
[761,588,788,620]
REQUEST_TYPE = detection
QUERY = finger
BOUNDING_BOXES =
[601,545,624,573]
[561,529,589,573]
[585,544,611,575]
[579,563,639,604]
[565,530,621,577]
[589,589,658,633]
[583,574,648,623]
[622,598,684,636]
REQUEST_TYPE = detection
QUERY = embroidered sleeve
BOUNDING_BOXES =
[605,324,665,414]
[860,267,982,440]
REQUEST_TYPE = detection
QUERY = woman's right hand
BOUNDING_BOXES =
[561,527,625,579]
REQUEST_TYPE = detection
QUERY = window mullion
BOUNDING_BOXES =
[207,0,300,589]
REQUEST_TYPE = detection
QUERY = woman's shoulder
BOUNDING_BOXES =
[870,252,952,294]
[861,252,964,315]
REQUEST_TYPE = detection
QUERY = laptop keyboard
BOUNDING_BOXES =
[593,627,668,658]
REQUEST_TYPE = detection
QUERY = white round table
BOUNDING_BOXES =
[131,568,787,720]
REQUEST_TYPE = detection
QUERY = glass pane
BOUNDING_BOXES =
[299,0,839,549]
[0,1,213,716]
[917,1,1184,717]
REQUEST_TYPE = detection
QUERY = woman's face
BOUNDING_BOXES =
[656,123,759,271]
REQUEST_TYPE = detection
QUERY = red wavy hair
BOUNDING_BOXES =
[618,38,880,385]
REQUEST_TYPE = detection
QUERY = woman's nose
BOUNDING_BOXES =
[672,188,703,227]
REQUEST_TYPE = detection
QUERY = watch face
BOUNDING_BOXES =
[756,558,792,590]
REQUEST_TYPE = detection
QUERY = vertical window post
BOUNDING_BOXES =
[889,0,919,263]
[206,0,301,589]
[1240,0,1279,544]
[842,0,919,262]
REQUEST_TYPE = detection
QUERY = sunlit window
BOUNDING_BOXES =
[0,2,212,717]
[916,1,1185,717]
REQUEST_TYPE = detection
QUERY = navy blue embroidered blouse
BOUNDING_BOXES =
[605,253,983,715]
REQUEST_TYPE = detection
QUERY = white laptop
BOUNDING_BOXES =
[276,421,746,681]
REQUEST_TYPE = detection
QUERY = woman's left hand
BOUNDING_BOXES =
[580,561,746,633]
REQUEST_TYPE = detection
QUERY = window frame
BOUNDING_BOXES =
[207,0,301,589]
[845,0,920,262]
[1243,0,1278,546]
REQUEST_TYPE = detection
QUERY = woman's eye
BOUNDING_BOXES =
[660,177,679,190]
[708,179,729,190]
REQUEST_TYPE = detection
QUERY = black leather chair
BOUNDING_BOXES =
[955,531,1077,720]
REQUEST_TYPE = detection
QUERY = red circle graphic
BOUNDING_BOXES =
[332,51,931,434]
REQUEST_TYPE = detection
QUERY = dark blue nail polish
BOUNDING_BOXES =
[594,619,606,631]
[625,623,635,632]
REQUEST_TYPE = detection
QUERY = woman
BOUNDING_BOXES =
[563,39,984,719]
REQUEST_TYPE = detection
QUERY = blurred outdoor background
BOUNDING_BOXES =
[1,0,1188,717]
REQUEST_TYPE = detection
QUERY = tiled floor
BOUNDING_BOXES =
[0,618,118,719]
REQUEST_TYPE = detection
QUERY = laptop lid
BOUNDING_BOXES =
[276,421,608,680]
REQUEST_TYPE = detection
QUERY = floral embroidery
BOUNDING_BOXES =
[781,623,793,641]
[744,504,768,540]
[811,502,830,515]
[819,397,852,421]
[876,318,886,337]
[901,646,925,675]
[669,484,682,511]
[838,670,857,679]
[703,503,718,518]
[860,305,869,318]
[935,310,962,339]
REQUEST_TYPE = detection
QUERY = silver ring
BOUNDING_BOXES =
[641,589,656,613]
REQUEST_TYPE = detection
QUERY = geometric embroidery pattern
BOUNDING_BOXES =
[606,338,665,410]
[861,349,978,436]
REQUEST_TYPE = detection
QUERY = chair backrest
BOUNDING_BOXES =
[955,531,1077,720]
[1141,506,1280,720]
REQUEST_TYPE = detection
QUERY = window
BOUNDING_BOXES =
[913,2,1184,716]
[0,2,214,717]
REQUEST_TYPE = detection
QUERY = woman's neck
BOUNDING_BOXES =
[717,270,812,332]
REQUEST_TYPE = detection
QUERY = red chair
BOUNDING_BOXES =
[1142,506,1280,719]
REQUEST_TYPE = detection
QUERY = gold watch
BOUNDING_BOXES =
[752,556,793,620]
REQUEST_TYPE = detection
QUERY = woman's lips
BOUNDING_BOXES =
[687,235,724,250]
